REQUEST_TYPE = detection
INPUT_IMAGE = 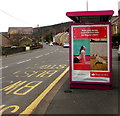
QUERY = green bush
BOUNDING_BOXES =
[112,33,120,43]
[2,47,26,56]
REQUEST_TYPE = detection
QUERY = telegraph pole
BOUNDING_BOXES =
[86,0,88,11]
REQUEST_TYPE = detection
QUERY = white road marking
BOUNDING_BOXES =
[0,66,8,70]
[25,59,31,62]
[17,59,31,64]
[17,61,26,64]
[35,55,43,58]
[45,53,50,55]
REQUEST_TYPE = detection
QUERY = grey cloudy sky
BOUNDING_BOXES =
[0,0,119,32]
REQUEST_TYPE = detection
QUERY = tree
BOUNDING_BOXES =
[44,31,53,42]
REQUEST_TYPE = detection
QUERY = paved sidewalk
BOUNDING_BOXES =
[45,76,118,115]
[33,50,119,115]
[33,71,118,115]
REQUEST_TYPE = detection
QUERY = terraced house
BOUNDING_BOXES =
[0,32,12,47]
[112,1,120,34]
[8,27,33,46]
[112,16,120,34]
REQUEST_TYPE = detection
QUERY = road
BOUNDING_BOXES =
[0,44,69,114]
[0,46,119,115]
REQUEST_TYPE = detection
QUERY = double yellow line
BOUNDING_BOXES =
[19,66,69,115]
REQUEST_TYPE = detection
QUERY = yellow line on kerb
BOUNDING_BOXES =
[19,66,69,116]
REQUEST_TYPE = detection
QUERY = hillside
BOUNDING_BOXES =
[33,21,72,42]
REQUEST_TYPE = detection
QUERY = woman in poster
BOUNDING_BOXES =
[74,46,88,64]
[79,46,86,63]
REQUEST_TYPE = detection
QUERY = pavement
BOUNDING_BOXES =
[33,51,119,115]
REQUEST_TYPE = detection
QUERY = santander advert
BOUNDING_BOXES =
[71,24,111,83]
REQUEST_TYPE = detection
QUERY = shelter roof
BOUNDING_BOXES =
[66,10,114,23]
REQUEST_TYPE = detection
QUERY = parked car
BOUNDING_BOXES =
[46,42,49,44]
[49,42,53,46]
[63,43,69,48]
[39,42,43,45]
[118,44,120,60]
[11,46,19,48]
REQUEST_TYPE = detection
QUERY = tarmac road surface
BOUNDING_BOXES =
[1,44,69,115]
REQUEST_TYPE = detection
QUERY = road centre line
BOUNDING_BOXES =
[35,55,43,58]
[17,59,31,64]
[26,59,31,62]
[36,50,58,58]
[44,53,50,55]
[0,66,8,70]
[19,66,69,115]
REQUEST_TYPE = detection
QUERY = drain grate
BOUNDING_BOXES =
[64,89,72,93]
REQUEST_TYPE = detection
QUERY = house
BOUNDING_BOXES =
[19,37,33,46]
[53,33,63,44]
[0,32,13,47]
[111,16,120,35]
[8,27,33,46]
[111,1,120,35]
[53,32,69,45]
[59,32,69,45]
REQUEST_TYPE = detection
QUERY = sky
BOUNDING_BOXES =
[0,0,119,32]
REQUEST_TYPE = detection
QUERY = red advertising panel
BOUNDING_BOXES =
[73,26,107,39]
[70,24,111,85]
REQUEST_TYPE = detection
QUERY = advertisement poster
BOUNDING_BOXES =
[71,24,110,83]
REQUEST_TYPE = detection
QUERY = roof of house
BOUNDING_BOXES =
[8,27,33,34]
[0,32,9,39]
[111,16,120,24]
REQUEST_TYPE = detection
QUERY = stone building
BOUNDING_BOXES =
[112,16,120,34]
[111,1,120,35]
[8,27,33,46]
[53,32,69,45]
[0,32,12,47]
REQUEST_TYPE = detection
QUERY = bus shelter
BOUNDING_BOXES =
[66,10,114,89]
